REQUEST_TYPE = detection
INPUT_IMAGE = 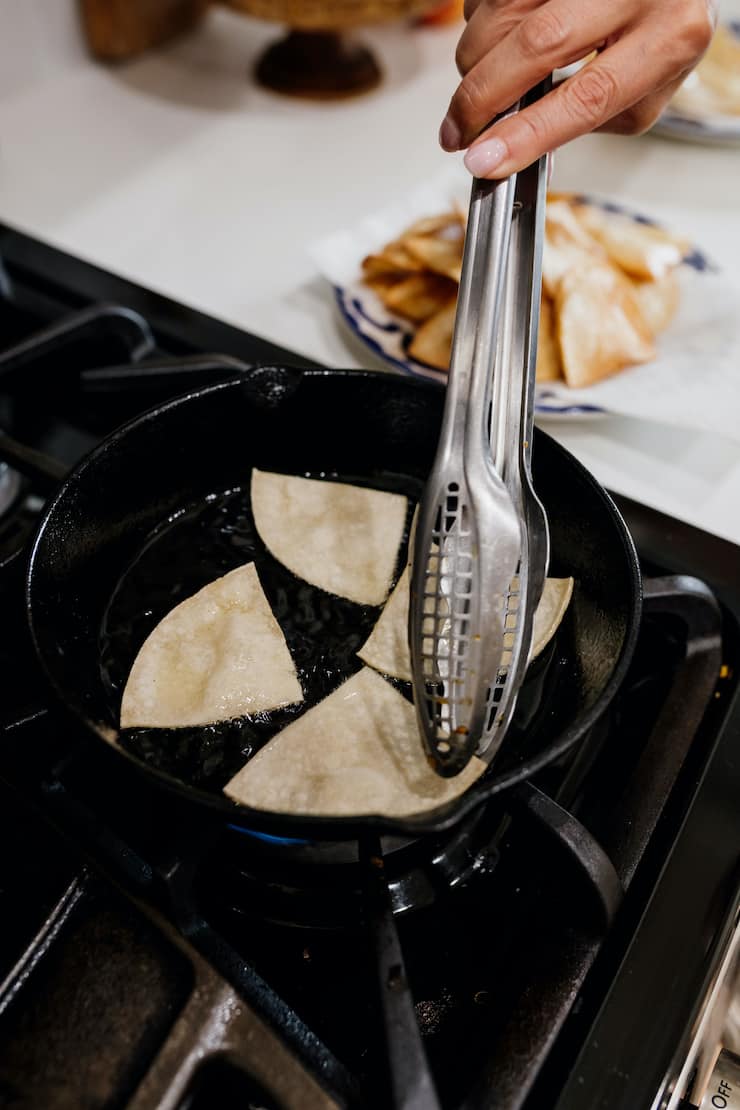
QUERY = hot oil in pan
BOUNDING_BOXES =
[100,472,416,792]
[99,471,574,796]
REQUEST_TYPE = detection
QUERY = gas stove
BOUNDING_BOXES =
[0,220,739,1110]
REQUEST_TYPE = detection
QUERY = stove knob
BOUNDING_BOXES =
[700,1050,740,1109]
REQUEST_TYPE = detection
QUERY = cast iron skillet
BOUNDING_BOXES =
[26,367,641,839]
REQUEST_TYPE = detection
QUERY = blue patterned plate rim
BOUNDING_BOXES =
[332,194,714,419]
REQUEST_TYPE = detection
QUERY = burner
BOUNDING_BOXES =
[0,461,45,573]
[198,804,506,930]
[0,462,21,517]
[0,473,44,572]
[195,772,621,934]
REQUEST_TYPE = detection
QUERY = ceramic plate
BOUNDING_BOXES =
[652,21,740,147]
[332,196,715,422]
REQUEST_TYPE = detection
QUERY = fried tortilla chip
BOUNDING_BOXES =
[531,577,574,659]
[362,242,424,278]
[120,564,302,730]
[403,235,463,282]
[556,261,656,388]
[572,203,688,280]
[630,270,680,335]
[224,667,485,818]
[360,196,686,390]
[408,299,457,370]
[547,199,599,249]
[357,566,415,681]
[380,272,458,323]
[535,296,562,382]
[358,568,574,682]
[363,272,404,297]
[251,469,407,607]
[542,199,608,297]
[403,211,465,238]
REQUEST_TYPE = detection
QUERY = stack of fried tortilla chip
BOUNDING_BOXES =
[361,210,463,371]
[361,195,688,388]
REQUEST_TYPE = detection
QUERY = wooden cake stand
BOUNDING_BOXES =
[224,0,441,98]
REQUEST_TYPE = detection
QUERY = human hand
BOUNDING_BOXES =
[439,0,717,178]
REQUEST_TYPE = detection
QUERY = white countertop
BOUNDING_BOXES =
[1,3,740,544]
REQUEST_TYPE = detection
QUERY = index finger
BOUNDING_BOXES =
[441,0,625,150]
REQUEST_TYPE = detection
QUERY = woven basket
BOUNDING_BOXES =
[225,0,440,30]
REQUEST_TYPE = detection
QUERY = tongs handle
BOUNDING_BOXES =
[409,107,523,778]
[476,81,552,766]
[436,106,520,466]
[491,79,551,615]
[491,79,551,484]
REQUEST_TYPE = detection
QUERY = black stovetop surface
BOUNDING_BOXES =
[1,220,739,1110]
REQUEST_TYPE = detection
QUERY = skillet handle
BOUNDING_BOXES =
[641,574,721,642]
[510,780,623,927]
[0,303,157,379]
[80,356,308,409]
[79,353,253,393]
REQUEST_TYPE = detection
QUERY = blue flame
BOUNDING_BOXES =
[227,823,310,846]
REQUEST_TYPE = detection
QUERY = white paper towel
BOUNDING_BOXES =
[311,168,740,442]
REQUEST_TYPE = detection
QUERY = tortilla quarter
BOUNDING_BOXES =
[251,469,407,607]
[120,563,302,729]
[224,667,485,818]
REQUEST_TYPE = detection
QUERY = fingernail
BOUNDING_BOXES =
[439,114,462,151]
[463,137,508,178]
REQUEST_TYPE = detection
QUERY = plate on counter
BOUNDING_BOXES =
[318,189,720,424]
[332,282,615,420]
[652,109,740,146]
[652,21,740,146]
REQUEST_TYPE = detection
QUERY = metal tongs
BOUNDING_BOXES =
[409,83,551,778]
